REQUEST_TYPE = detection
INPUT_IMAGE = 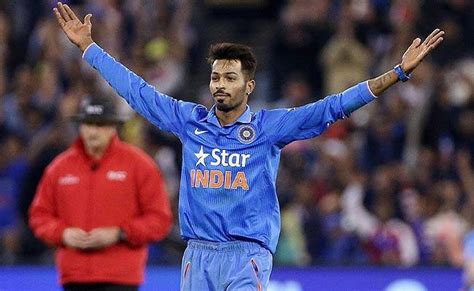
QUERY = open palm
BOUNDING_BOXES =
[401,29,444,74]
[54,2,93,51]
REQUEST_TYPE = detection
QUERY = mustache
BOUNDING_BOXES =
[213,90,230,97]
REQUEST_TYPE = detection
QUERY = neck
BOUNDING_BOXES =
[216,103,247,127]
[86,146,107,160]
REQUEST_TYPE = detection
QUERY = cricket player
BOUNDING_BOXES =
[53,2,444,290]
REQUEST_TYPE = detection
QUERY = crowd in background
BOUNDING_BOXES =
[0,0,473,268]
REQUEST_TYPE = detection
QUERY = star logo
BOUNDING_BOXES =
[194,146,209,166]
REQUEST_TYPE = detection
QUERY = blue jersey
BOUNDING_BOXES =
[84,44,376,253]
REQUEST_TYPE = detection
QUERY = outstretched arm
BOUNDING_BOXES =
[368,29,444,96]
[53,2,196,137]
[264,29,445,147]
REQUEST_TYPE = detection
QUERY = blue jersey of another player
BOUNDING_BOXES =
[84,44,376,253]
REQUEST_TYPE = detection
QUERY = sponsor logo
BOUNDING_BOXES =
[191,146,251,190]
[106,171,127,181]
[194,128,208,135]
[194,146,250,167]
[237,125,256,144]
[190,169,249,190]
[58,175,80,185]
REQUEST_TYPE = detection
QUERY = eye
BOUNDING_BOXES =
[211,76,219,81]
[226,77,236,81]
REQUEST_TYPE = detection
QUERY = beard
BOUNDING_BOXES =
[214,93,246,112]
[216,101,238,112]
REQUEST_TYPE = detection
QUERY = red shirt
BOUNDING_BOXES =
[29,135,172,285]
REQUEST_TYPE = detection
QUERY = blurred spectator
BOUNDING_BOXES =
[273,75,312,108]
[341,169,419,266]
[320,3,370,94]
[270,0,333,99]
[459,150,474,289]
[0,133,28,264]
[361,110,406,172]
[1,65,38,141]
[424,180,467,267]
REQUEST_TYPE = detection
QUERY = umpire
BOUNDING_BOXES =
[29,96,172,291]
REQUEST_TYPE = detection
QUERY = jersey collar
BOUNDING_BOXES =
[206,105,252,127]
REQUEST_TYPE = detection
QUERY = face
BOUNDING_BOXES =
[209,59,255,112]
[79,122,117,155]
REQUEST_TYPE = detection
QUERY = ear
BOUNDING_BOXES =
[246,79,256,95]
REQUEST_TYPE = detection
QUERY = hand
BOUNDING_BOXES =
[82,227,121,250]
[53,2,94,52]
[400,28,445,74]
[62,227,89,249]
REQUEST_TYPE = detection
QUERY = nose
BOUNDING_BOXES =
[216,80,225,90]
[91,126,100,134]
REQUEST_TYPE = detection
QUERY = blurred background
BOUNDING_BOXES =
[0,0,473,290]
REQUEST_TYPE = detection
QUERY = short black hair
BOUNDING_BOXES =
[207,43,257,80]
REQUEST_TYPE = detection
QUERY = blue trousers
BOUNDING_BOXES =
[180,240,273,291]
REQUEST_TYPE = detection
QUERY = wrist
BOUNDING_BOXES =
[79,38,94,52]
[393,64,411,82]
[400,63,409,73]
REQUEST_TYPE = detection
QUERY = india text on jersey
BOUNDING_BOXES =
[190,146,250,190]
